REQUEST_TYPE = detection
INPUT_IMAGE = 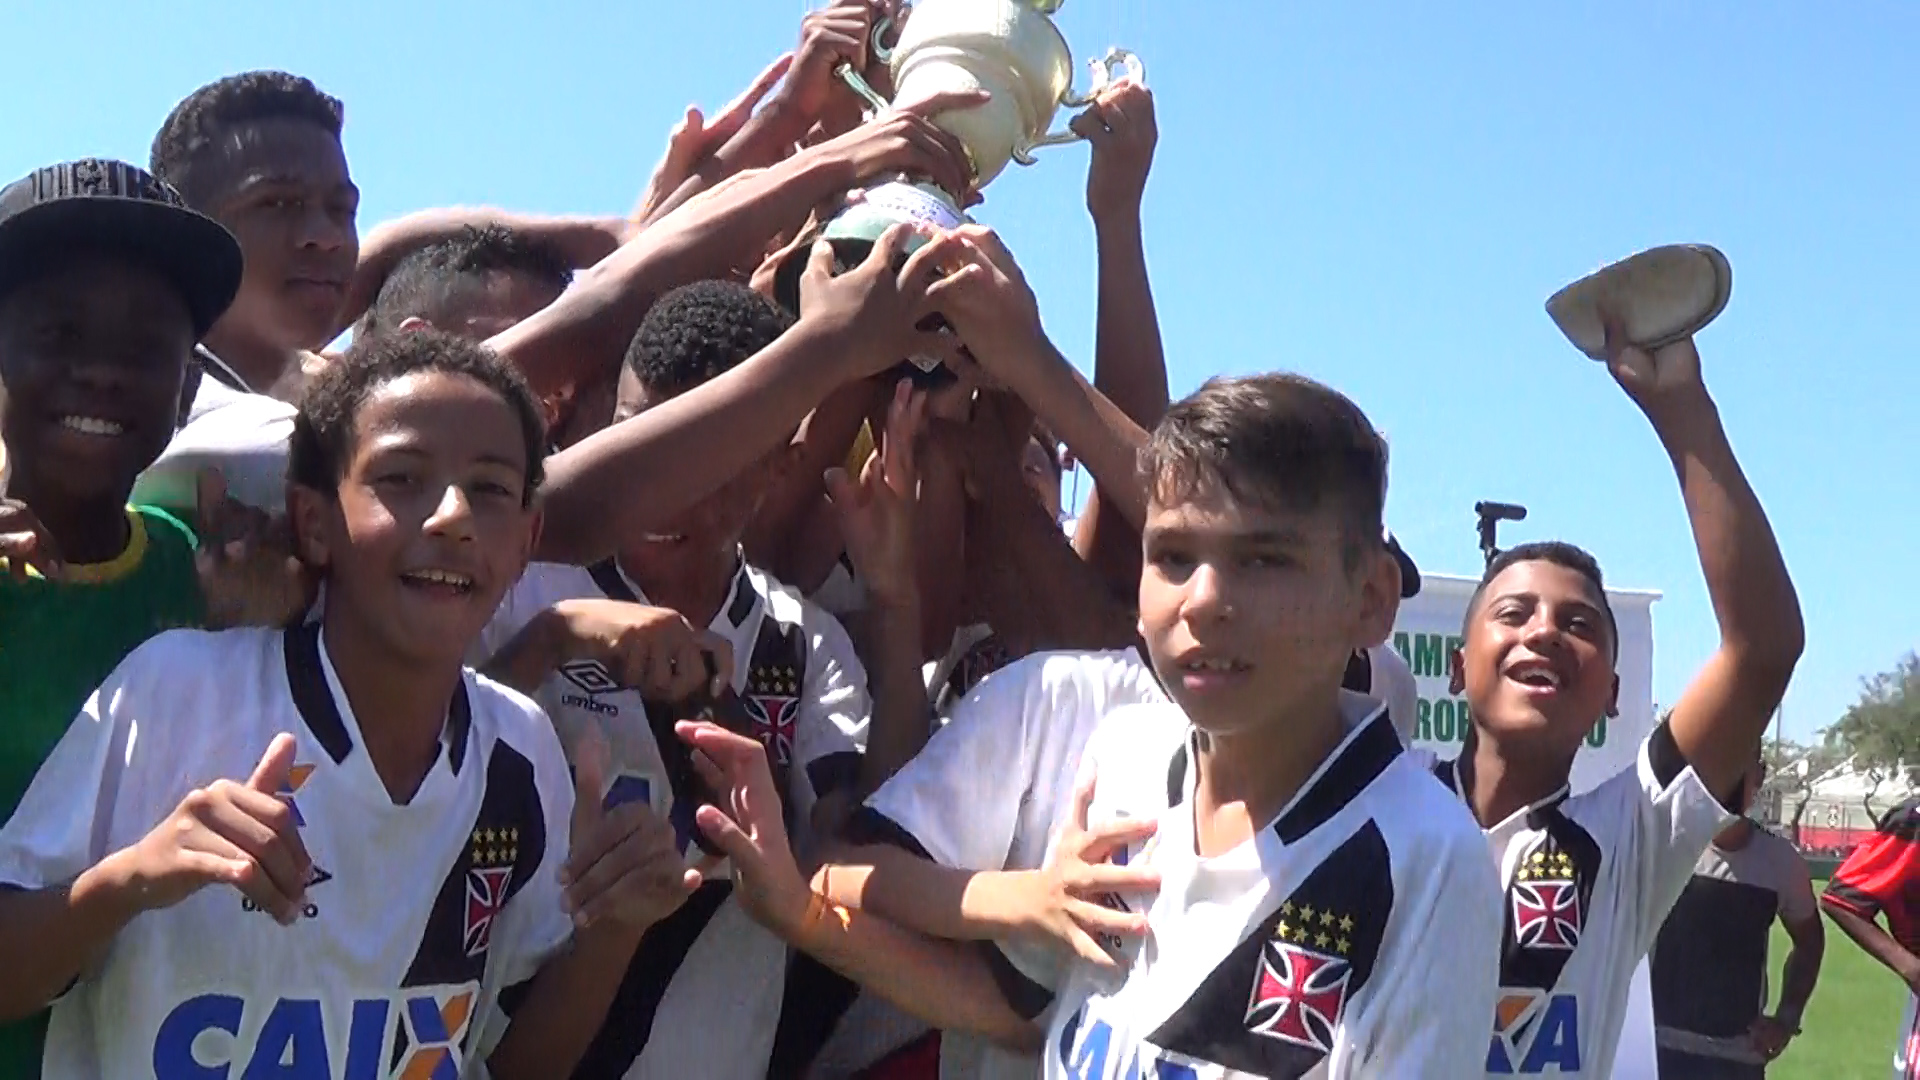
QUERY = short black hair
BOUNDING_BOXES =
[150,71,344,207]
[625,279,794,396]
[290,328,545,504]
[1467,540,1620,653]
[360,225,573,338]
[1139,373,1387,565]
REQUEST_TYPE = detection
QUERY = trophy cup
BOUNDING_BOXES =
[773,0,1144,386]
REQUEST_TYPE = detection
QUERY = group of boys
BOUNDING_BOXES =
[0,1,1819,1077]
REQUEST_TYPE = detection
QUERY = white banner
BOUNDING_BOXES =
[1391,573,1661,796]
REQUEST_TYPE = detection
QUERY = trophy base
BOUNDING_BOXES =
[1545,244,1732,361]
[772,180,972,390]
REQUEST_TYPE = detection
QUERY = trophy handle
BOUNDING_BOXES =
[1012,49,1146,166]
[834,62,892,118]
[871,14,898,66]
[834,14,904,118]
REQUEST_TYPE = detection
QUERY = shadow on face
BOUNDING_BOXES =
[204,118,359,352]
[1137,482,1397,737]
[0,255,195,507]
[607,367,793,587]
[1453,559,1620,762]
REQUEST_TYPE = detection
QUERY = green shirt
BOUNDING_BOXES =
[0,506,202,1079]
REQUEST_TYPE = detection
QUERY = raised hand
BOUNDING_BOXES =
[635,53,795,221]
[828,379,925,607]
[772,0,884,136]
[1600,308,1705,409]
[550,598,733,701]
[998,770,1159,973]
[0,498,62,582]
[195,468,313,630]
[679,721,814,937]
[798,223,973,379]
[561,728,705,932]
[120,733,314,925]
[921,225,1049,379]
[803,88,987,200]
[1073,80,1157,222]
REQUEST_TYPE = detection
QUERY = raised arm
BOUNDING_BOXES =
[530,224,967,567]
[485,95,979,402]
[677,721,1040,1049]
[1603,320,1803,801]
[1072,81,1166,593]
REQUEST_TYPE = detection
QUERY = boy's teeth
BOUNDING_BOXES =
[407,569,472,587]
[59,416,123,436]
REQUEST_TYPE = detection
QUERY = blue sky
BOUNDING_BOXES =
[3,1,1913,742]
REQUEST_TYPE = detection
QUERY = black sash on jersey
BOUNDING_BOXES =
[575,559,840,1078]
[283,624,547,1067]
[1112,715,1401,1078]
[1434,756,1603,994]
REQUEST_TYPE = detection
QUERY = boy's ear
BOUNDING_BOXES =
[287,483,333,569]
[517,506,543,577]
[1355,546,1399,649]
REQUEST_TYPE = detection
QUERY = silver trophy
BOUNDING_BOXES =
[775,0,1144,383]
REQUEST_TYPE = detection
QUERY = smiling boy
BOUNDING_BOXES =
[0,331,706,1078]
[0,157,242,1076]
[1422,325,1803,1077]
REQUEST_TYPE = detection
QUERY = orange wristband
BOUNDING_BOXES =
[802,890,853,935]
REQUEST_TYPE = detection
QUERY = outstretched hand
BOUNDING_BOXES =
[634,52,795,222]
[196,468,314,630]
[828,379,926,608]
[562,728,707,933]
[1006,769,1159,973]
[678,721,814,938]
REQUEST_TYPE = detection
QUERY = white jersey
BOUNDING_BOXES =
[1045,697,1504,1080]
[1418,722,1734,1077]
[852,648,1169,1080]
[0,624,574,1079]
[477,556,868,1080]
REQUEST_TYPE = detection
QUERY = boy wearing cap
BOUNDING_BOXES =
[0,157,243,1077]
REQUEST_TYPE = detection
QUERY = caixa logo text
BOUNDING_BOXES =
[151,983,479,1079]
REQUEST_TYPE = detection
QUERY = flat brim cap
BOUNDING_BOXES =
[1386,531,1421,598]
[0,158,241,339]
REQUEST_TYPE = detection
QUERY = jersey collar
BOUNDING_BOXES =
[283,621,472,775]
[1165,692,1402,845]
[1436,757,1571,832]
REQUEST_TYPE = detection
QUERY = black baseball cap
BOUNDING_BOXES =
[0,158,241,338]
[1387,530,1421,598]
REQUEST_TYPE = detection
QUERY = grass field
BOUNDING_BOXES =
[1768,882,1906,1080]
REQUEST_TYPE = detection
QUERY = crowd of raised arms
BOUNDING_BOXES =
[2,2,1872,1078]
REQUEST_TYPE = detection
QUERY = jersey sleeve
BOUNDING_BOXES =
[852,660,1040,870]
[1354,816,1505,1074]
[794,607,869,817]
[1824,807,1920,923]
[1583,720,1738,954]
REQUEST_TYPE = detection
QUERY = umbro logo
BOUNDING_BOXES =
[242,864,331,920]
[560,660,620,696]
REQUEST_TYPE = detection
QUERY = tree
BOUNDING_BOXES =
[1826,651,1920,820]
[1762,738,1846,834]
